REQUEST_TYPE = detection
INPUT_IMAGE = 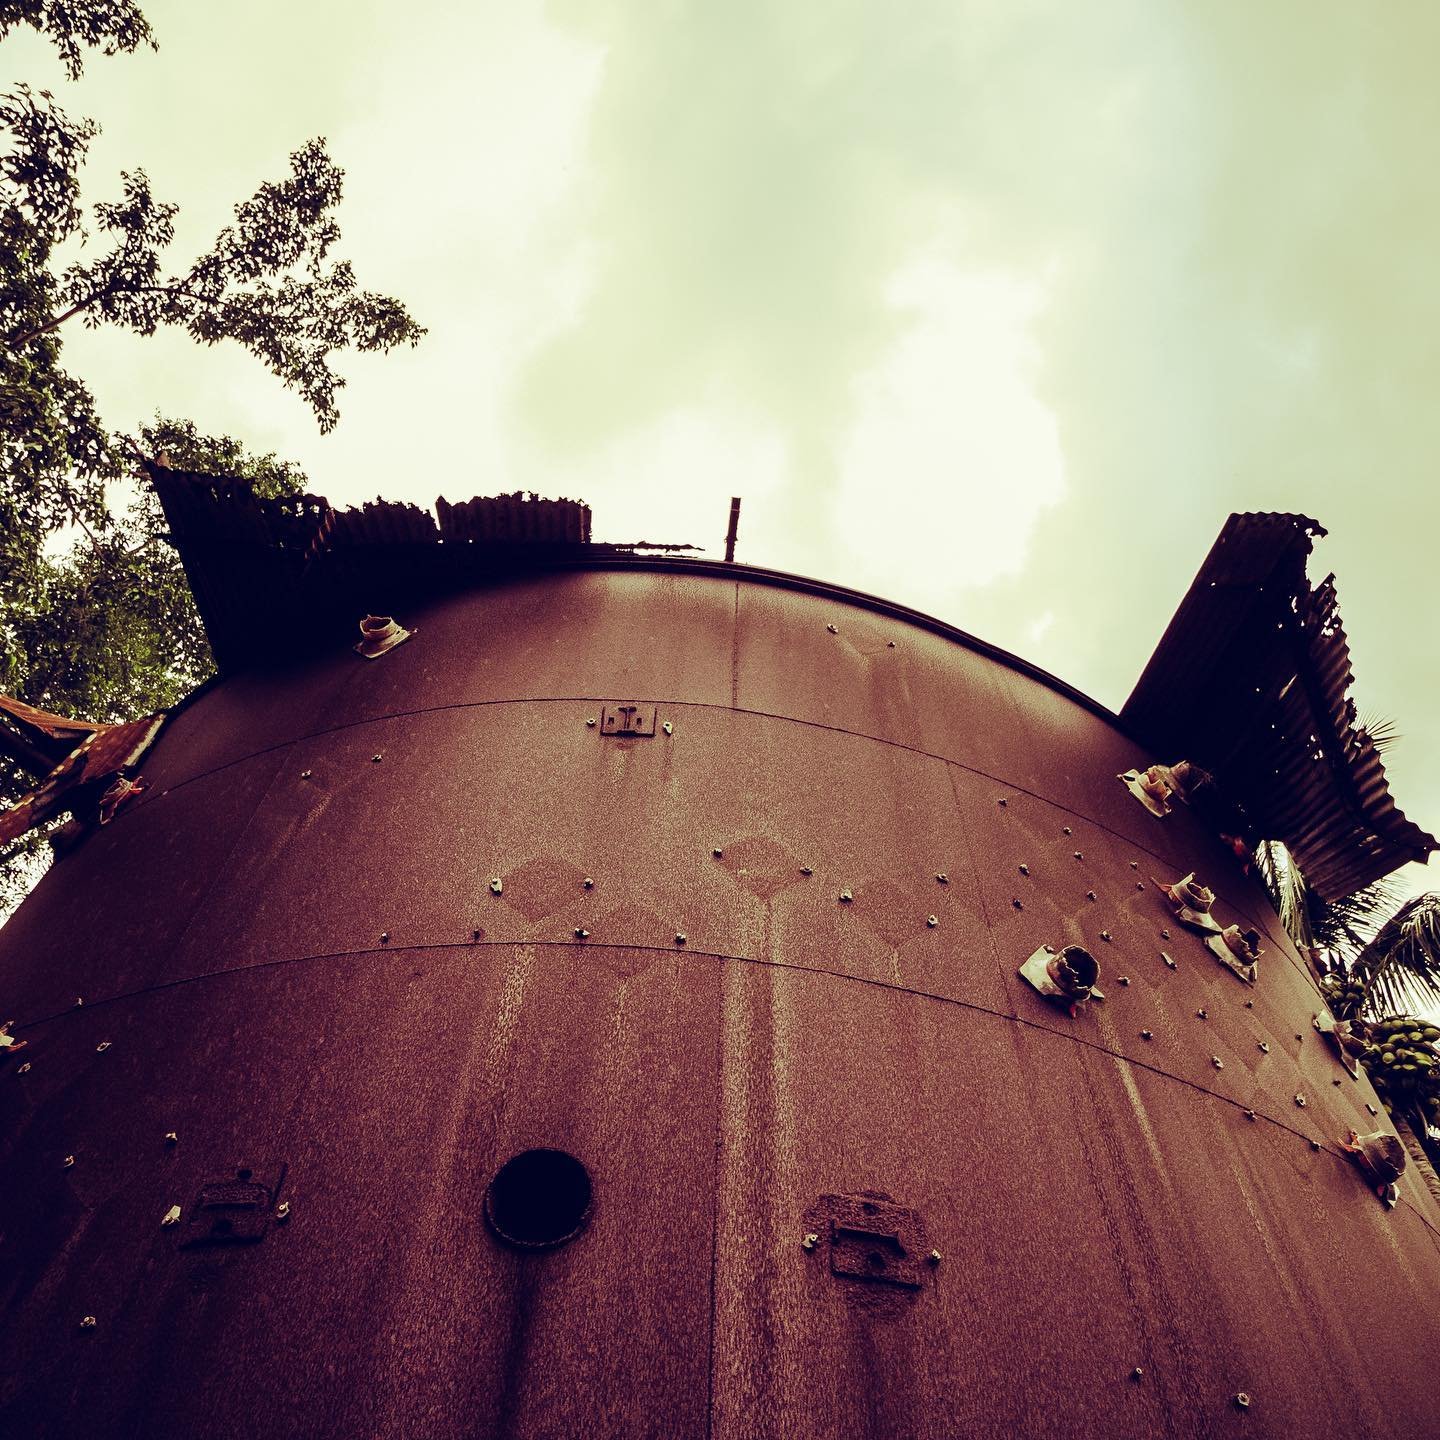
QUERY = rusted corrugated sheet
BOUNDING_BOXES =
[1121,512,1436,899]
[2,568,1438,1439]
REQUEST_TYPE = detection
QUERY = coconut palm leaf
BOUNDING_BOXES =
[1252,839,1399,965]
[1355,894,1440,1019]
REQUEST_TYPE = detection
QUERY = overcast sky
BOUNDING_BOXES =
[9,1,1438,896]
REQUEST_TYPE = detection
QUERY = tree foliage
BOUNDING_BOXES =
[0,3,423,912]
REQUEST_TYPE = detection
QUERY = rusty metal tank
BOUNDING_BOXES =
[3,561,1439,1439]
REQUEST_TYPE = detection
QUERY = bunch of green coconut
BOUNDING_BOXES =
[1319,971,1368,1020]
[1358,1015,1440,1122]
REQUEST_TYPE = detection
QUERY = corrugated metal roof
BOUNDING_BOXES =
[1122,512,1436,900]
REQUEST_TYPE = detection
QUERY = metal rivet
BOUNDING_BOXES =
[1118,975,1130,985]
[79,1315,97,1331]
[581,878,593,890]
[1245,1109,1256,1121]
[1131,1367,1144,1382]
[800,866,813,876]
[1074,852,1084,861]
[1160,929,1171,940]
[16,1061,31,1074]
[936,872,949,883]
[826,624,838,634]
[371,754,382,763]
[1366,1103,1378,1116]
[712,847,724,858]
[998,798,1008,808]
[164,1131,178,1146]
[1018,864,1029,876]
[887,640,896,648]
[1136,882,1145,891]
[1062,826,1071,835]
[1012,898,1024,911]
[490,877,503,895]
[1130,861,1139,870]
[276,1201,291,1221]
[1086,890,1097,901]
[1100,930,1112,942]
[839,890,853,903]
[928,1248,942,1264]
[926,915,939,928]
[380,932,390,945]
[1295,1094,1307,1108]
[1212,1056,1224,1070]
[1295,1034,1303,1042]
[161,1204,181,1227]
[300,769,313,780]
[675,932,687,945]
[1245,1000,1254,1008]
[472,929,482,942]
[1197,1008,1207,1019]
[95,1041,110,1053]
[574,927,589,939]
[585,717,596,727]
[74,997,83,1007]
[1258,1042,1270,1053]
[1163,953,1177,969]
[1140,1030,1153,1040]
[1332,1078,1342,1087]
[662,721,673,735]
[1234,1392,1251,1410]
[62,1155,75,1169]
[802,1232,819,1250]
[1310,1139,1320,1149]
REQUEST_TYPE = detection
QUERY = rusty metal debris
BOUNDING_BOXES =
[1020,945,1104,1014]
[353,614,412,660]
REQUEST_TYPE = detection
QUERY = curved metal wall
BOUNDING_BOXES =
[3,568,1439,1439]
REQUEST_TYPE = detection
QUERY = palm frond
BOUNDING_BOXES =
[1356,710,1401,756]
[1354,893,1440,1019]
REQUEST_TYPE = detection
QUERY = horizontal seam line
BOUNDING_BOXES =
[23,934,1429,1235]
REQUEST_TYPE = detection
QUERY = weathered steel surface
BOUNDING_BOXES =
[2,568,1439,1439]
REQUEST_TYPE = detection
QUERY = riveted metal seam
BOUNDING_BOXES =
[22,934,1433,1240]
[115,694,1308,990]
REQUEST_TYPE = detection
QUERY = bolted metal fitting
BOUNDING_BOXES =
[74,997,83,1007]
[1332,1078,1342,1087]
[674,932,687,946]
[161,1204,181,1227]
[371,754,383,764]
[1245,1109,1256,1121]
[1197,1008,1208,1019]
[800,866,813,876]
[276,1201,291,1222]
[926,915,939,928]
[712,847,724,858]
[1130,861,1139,870]
[1245,1000,1254,1008]
[839,889,853,903]
[490,877,503,895]
[301,769,313,780]
[1062,826,1072,835]
[826,624,838,634]
[928,1249,942,1264]
[1099,931,1112,942]
[1086,891,1097,902]
[1074,852,1084,861]
[95,1041,110,1053]
[1258,1041,1270,1053]
[1163,953,1177,969]
[662,721,673,735]
[1118,975,1130,986]
[802,1232,819,1251]
[62,1155,75,1169]
[1136,882,1145,891]
[887,640,896,648]
[1234,1393,1251,1410]
[1141,1030,1153,1041]
[1366,1102,1379,1116]
[583,877,594,889]
[936,872,948,883]
[1310,1139,1321,1150]
[1212,1056,1224,1070]
[1012,898,1024,911]
[164,1131,178,1146]
[78,1315,97,1331]
[380,932,390,945]
[472,929,482,942]
[574,927,589,940]
[1018,864,1029,876]
[585,717,597,727]
[1295,1094,1307,1108]
[998,798,1008,808]
[1131,1367,1144,1382]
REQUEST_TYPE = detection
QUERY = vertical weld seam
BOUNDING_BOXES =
[705,959,726,1439]
[730,582,740,710]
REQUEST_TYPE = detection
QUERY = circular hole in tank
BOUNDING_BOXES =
[484,1149,593,1249]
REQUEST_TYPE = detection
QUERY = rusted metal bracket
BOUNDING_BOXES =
[181,1164,287,1248]
[600,704,657,737]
